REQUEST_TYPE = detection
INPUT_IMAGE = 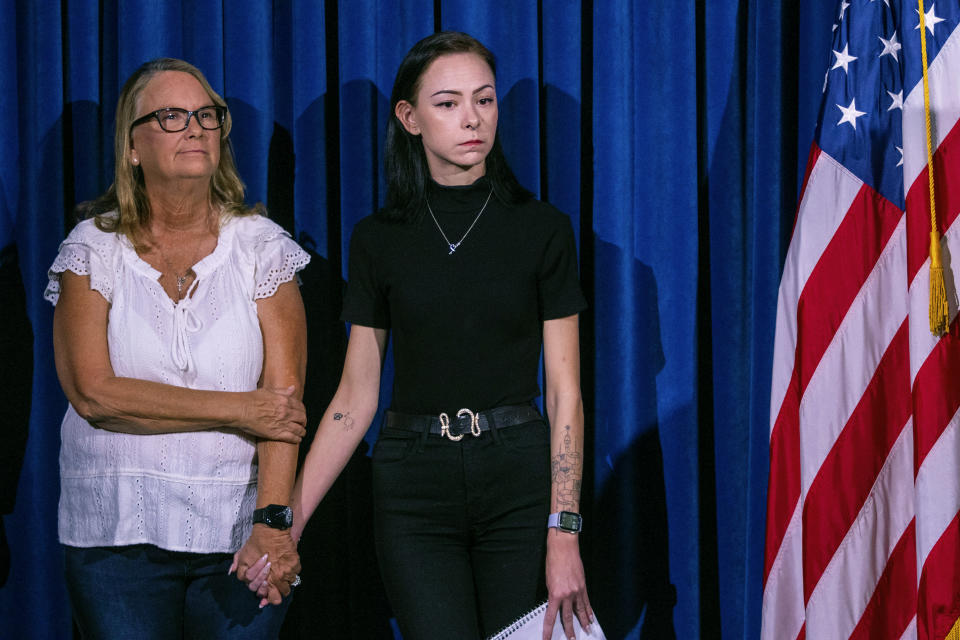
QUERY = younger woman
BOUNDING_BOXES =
[250,32,593,639]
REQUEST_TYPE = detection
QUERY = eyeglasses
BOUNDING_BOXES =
[130,105,227,133]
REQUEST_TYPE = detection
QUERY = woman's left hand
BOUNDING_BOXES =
[543,531,594,640]
[229,525,301,607]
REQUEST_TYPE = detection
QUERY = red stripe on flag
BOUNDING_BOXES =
[764,184,903,585]
[764,371,801,584]
[913,318,960,472]
[801,320,911,602]
[917,511,960,640]
[794,186,902,393]
[848,519,917,640]
[905,119,960,283]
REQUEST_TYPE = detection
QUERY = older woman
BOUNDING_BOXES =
[45,58,308,639]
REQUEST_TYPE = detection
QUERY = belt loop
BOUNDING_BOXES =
[416,420,430,452]
[488,412,503,444]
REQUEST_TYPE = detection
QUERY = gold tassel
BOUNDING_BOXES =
[946,615,960,640]
[929,229,949,335]
[919,0,949,336]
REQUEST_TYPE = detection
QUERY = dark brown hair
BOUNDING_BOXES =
[381,31,531,222]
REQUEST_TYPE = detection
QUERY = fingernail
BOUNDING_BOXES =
[260,553,268,561]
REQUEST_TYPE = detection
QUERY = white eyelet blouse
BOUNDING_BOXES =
[45,213,310,553]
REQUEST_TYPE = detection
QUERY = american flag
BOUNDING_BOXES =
[762,1,960,639]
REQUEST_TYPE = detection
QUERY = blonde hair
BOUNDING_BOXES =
[81,58,261,248]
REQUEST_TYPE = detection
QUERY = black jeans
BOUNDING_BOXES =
[372,417,551,640]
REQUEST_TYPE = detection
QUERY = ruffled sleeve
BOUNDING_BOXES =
[44,219,121,305]
[248,217,311,300]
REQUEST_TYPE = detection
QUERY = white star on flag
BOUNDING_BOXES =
[832,44,858,73]
[887,89,904,111]
[879,33,902,60]
[837,98,866,129]
[915,3,945,34]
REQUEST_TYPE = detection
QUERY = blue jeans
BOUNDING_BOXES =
[64,544,291,640]
[372,417,552,640]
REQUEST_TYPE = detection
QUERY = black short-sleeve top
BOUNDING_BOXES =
[341,176,586,415]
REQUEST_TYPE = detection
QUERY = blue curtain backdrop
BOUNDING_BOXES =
[0,1,840,638]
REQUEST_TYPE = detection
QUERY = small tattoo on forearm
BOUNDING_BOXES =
[332,411,355,430]
[552,425,583,511]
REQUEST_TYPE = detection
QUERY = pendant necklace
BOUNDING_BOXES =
[156,234,205,301]
[426,188,493,255]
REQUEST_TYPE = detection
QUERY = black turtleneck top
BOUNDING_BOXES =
[341,177,586,415]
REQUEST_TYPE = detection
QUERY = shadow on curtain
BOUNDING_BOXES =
[586,239,676,639]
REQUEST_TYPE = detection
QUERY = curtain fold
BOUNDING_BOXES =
[8,4,71,640]
[0,2,836,638]
[589,1,697,637]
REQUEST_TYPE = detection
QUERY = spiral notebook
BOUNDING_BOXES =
[487,602,606,640]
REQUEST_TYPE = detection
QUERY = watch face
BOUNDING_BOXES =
[558,511,582,532]
[272,507,293,528]
[256,505,293,529]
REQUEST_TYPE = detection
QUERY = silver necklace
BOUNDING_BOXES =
[156,235,205,300]
[426,188,493,255]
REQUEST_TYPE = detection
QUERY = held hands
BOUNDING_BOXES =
[543,531,594,640]
[241,386,307,443]
[229,524,301,608]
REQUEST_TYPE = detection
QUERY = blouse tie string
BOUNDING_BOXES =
[171,281,204,372]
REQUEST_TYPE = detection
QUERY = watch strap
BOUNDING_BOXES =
[252,504,293,530]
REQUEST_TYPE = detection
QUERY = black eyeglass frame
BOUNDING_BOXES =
[130,105,227,133]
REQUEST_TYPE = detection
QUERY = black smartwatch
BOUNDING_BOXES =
[547,511,583,534]
[252,504,293,530]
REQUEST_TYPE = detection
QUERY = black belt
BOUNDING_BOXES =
[384,404,542,442]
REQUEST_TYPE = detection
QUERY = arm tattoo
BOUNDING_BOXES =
[551,425,583,511]
[332,411,355,431]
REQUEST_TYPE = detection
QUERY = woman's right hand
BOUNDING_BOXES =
[240,386,307,443]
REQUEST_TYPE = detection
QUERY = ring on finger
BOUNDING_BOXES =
[291,574,302,588]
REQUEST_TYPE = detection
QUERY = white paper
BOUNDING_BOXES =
[486,602,606,640]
